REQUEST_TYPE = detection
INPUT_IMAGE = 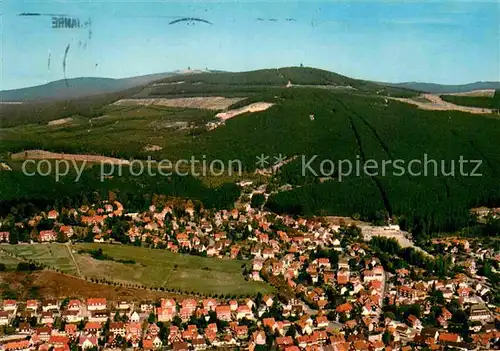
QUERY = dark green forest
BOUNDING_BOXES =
[0,166,239,220]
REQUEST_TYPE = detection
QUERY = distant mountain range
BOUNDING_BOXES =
[0,73,177,102]
[383,81,500,94]
[2,69,499,102]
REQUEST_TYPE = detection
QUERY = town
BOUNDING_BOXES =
[0,182,498,351]
[4,0,500,350]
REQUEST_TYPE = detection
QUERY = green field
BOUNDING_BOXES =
[0,248,25,269]
[2,243,77,274]
[1,243,273,296]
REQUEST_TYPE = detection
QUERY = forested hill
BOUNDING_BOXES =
[152,67,417,97]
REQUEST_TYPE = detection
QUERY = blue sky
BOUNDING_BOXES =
[2,1,499,89]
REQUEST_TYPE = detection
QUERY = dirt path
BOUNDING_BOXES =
[66,243,82,278]
[390,94,493,114]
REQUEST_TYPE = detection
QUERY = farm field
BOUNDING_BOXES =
[0,248,25,269]
[2,243,77,274]
[72,243,273,296]
[1,243,273,296]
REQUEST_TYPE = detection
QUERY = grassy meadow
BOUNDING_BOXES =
[0,249,25,269]
[2,243,77,274]
[0,243,273,296]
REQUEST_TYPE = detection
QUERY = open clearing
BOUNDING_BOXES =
[143,144,163,152]
[360,225,433,258]
[216,102,275,120]
[47,117,74,126]
[10,150,131,165]
[113,96,246,110]
[2,243,273,296]
[443,89,496,97]
[391,93,493,114]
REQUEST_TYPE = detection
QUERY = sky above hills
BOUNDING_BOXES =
[2,0,499,89]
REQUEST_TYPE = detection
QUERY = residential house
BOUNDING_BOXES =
[47,210,59,220]
[64,324,77,337]
[40,311,55,325]
[157,307,176,322]
[48,335,69,349]
[0,232,10,242]
[39,230,57,242]
[61,310,82,323]
[89,310,109,322]
[469,304,491,322]
[67,300,81,312]
[84,322,102,334]
[0,311,10,325]
[79,336,98,350]
[3,300,17,312]
[216,306,232,321]
[407,315,422,329]
[26,300,39,312]
[110,322,126,337]
[87,298,106,311]
[262,295,274,308]
[236,305,253,320]
[59,226,74,238]
[439,332,462,345]
[18,322,32,335]
[202,299,217,312]
[42,300,59,312]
